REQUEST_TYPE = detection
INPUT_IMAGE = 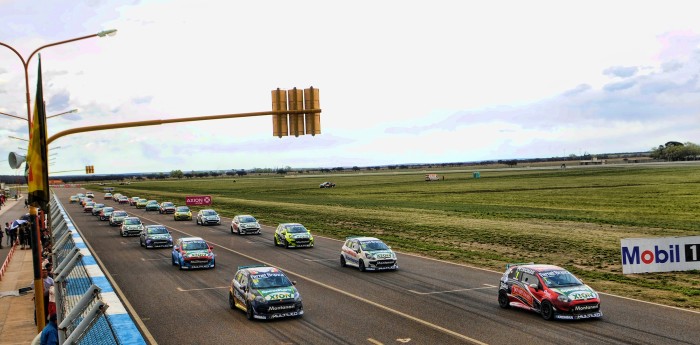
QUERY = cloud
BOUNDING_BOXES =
[603,80,636,92]
[47,90,70,112]
[603,66,639,78]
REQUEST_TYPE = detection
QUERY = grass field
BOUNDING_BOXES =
[90,163,700,309]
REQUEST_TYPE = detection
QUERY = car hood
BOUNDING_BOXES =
[255,287,297,301]
[551,285,598,301]
[366,250,394,258]
[183,249,211,258]
[287,232,311,239]
[147,234,171,240]
[123,224,143,229]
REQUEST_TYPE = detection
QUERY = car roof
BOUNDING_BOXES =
[280,223,303,226]
[236,214,254,218]
[238,265,280,274]
[513,264,564,272]
[145,224,166,228]
[179,236,205,242]
[349,236,382,242]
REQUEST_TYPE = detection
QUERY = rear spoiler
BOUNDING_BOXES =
[505,262,535,269]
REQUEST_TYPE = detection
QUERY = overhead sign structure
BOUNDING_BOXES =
[621,236,700,274]
[186,195,212,206]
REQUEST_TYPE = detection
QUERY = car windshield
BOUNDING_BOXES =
[241,216,256,223]
[176,207,189,212]
[250,272,292,289]
[147,201,157,204]
[286,225,307,233]
[360,240,389,251]
[86,202,95,206]
[95,204,104,208]
[103,208,114,212]
[182,241,208,250]
[124,218,141,225]
[163,202,174,207]
[114,212,127,217]
[147,227,168,234]
[539,270,583,288]
[203,210,217,216]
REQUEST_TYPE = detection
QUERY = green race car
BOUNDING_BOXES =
[274,223,314,248]
[174,206,192,221]
[145,200,160,211]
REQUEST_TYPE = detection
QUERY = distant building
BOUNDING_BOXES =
[579,157,605,165]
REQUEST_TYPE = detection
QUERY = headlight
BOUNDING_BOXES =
[557,294,571,303]
[365,252,375,259]
[254,295,265,303]
[293,291,301,300]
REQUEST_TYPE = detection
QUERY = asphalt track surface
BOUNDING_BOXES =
[54,188,700,345]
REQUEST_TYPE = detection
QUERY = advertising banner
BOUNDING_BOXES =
[621,236,700,274]
[186,195,212,206]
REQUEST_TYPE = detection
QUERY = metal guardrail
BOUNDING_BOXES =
[49,193,146,345]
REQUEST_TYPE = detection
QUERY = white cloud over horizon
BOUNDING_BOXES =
[1,0,700,175]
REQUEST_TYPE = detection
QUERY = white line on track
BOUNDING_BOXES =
[303,258,336,262]
[140,258,163,261]
[177,286,228,292]
[367,338,383,345]
[408,284,497,295]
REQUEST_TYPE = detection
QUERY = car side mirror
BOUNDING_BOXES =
[174,246,179,251]
[209,245,214,250]
[292,281,297,285]
[529,283,538,291]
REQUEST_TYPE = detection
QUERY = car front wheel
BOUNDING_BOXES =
[246,302,254,320]
[228,293,235,309]
[340,255,347,267]
[359,260,366,272]
[541,300,555,320]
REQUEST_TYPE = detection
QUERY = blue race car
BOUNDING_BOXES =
[171,237,216,270]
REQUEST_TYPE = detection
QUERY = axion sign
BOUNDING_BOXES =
[185,195,212,206]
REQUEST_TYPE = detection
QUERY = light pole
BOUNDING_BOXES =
[0,30,116,125]
[0,29,116,332]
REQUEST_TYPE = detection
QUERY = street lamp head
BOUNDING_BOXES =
[97,29,118,37]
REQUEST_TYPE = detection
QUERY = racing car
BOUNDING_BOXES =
[228,265,303,320]
[498,263,602,320]
[171,237,215,270]
[340,236,398,271]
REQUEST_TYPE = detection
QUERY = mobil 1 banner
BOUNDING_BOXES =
[621,236,700,274]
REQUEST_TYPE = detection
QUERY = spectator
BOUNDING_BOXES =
[48,285,56,320]
[22,223,31,249]
[18,224,26,249]
[3,222,9,246]
[7,223,16,247]
[40,313,58,345]
[42,269,54,322]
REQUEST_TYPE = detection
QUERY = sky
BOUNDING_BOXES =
[1,0,700,175]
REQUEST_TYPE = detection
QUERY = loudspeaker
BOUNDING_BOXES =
[8,152,26,169]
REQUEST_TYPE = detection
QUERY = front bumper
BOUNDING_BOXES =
[181,257,215,269]
[366,259,398,271]
[251,300,304,320]
[240,227,261,234]
[174,214,192,220]
[201,219,221,225]
[145,239,173,248]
